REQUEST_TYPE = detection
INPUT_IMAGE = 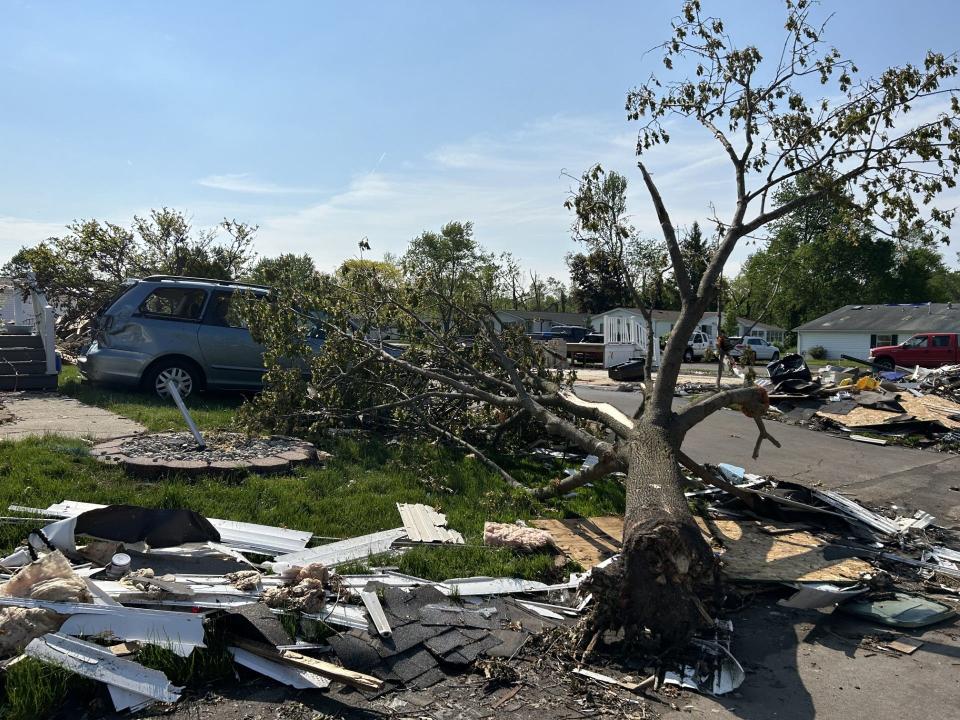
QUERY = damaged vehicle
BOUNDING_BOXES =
[78,276,324,398]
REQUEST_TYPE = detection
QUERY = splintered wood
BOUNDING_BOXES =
[535,515,872,583]
[531,517,622,568]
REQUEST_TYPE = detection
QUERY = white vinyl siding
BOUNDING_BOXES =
[797,332,871,360]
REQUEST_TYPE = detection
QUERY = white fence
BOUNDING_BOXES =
[602,314,661,369]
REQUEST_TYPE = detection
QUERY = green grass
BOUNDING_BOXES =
[57,366,242,432]
[1,658,94,720]
[0,385,625,718]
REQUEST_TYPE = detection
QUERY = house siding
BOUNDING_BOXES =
[797,332,871,360]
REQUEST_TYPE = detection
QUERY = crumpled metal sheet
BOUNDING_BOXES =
[396,503,463,544]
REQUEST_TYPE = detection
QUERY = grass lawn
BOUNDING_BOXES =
[0,373,625,719]
[57,365,242,431]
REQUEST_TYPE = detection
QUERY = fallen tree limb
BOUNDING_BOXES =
[532,454,625,500]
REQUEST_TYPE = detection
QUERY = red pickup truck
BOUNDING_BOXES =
[869,333,960,369]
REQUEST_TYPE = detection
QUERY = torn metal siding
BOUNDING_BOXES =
[397,503,464,544]
[272,527,407,567]
[25,633,182,712]
[811,490,901,535]
[0,596,205,656]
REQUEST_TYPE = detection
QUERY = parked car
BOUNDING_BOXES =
[729,336,780,362]
[547,325,592,343]
[869,333,960,370]
[79,275,324,398]
[683,331,713,362]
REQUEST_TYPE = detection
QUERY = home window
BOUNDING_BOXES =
[139,288,207,320]
[870,334,898,348]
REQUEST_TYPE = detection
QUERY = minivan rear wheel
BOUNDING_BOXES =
[145,360,200,399]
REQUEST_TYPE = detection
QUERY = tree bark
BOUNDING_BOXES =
[587,421,717,652]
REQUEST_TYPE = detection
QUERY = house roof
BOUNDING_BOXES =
[496,310,593,325]
[794,303,960,334]
[599,307,785,332]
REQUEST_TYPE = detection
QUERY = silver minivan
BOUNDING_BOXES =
[79,275,315,398]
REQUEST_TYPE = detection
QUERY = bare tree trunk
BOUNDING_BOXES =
[643,313,655,383]
[588,422,716,650]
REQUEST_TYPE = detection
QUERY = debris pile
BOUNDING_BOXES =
[760,354,960,449]
[0,499,588,714]
[2,450,958,715]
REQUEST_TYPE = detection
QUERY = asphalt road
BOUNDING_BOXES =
[575,383,960,720]
[575,384,960,525]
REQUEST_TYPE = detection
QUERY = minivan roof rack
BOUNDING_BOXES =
[141,275,271,291]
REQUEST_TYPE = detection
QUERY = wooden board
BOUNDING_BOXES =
[531,517,622,568]
[695,517,873,582]
[534,515,872,583]
[818,393,960,429]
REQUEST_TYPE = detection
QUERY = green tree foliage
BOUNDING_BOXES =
[680,222,712,291]
[247,253,316,287]
[401,221,498,333]
[566,165,670,377]
[729,180,959,333]
[567,249,633,313]
[4,209,256,332]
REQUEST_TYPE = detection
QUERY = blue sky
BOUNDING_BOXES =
[1,0,958,279]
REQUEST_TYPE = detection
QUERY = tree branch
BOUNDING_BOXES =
[637,161,693,301]
[532,455,625,500]
[673,386,770,437]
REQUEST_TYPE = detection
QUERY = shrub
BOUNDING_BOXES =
[703,346,716,362]
[740,346,757,366]
[808,345,827,360]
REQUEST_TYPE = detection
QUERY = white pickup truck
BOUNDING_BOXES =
[683,331,713,362]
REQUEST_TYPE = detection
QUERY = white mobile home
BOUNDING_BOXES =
[596,308,785,345]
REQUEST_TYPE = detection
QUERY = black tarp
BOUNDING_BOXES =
[767,353,812,384]
[73,505,221,548]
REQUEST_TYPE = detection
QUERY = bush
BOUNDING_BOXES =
[740,346,757,366]
[703,346,716,362]
[808,345,827,360]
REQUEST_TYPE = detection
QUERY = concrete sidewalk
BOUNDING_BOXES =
[0,392,145,441]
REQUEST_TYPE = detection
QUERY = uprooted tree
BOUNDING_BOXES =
[244,0,960,652]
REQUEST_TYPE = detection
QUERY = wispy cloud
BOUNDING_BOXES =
[255,114,733,278]
[0,216,65,260]
[196,173,323,195]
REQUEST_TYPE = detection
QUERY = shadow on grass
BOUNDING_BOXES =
[57,366,245,432]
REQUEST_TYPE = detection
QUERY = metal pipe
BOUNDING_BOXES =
[165,379,206,449]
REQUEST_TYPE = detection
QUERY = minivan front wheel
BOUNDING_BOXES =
[145,360,200,399]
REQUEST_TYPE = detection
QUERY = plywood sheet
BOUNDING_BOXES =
[695,517,873,582]
[531,517,622,568]
[534,515,872,583]
[818,393,960,429]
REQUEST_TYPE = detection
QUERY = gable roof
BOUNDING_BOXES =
[794,303,960,334]
[495,309,593,325]
[599,307,785,332]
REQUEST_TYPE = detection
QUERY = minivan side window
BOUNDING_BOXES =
[932,335,951,347]
[139,288,207,320]
[205,290,262,329]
